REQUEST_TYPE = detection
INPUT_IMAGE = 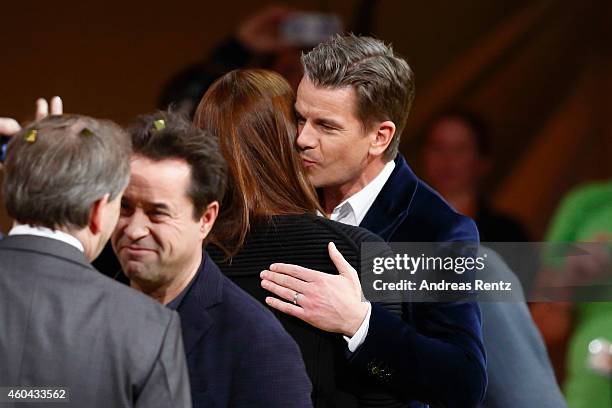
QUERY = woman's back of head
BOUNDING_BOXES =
[194,69,321,256]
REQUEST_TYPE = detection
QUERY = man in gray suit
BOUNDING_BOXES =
[0,114,191,407]
[477,248,567,408]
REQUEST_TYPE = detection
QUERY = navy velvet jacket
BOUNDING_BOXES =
[350,155,488,407]
[174,254,313,407]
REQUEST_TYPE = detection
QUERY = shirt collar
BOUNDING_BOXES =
[8,223,85,253]
[330,160,396,226]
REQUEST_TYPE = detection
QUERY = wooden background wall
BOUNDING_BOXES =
[1,0,610,236]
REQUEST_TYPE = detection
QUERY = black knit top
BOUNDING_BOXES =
[208,213,393,407]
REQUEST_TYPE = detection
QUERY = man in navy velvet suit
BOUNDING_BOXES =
[261,34,487,407]
[111,112,312,407]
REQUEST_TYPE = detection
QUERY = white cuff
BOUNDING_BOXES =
[343,302,371,353]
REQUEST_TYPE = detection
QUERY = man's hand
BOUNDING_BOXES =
[0,97,63,134]
[1,97,63,166]
[260,242,369,337]
[35,96,63,120]
[0,118,21,136]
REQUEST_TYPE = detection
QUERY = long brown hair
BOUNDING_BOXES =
[193,69,322,256]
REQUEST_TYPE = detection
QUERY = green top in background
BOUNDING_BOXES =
[545,181,612,408]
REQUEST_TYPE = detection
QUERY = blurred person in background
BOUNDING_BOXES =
[531,181,612,408]
[422,109,568,407]
[422,109,529,242]
[159,5,343,117]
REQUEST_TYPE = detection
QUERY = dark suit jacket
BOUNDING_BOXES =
[174,253,312,408]
[349,155,488,408]
[0,235,191,408]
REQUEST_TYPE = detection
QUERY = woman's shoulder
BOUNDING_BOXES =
[211,214,390,276]
[248,214,384,255]
[309,214,385,244]
[266,213,384,242]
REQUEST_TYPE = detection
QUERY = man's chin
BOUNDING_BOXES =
[310,178,336,190]
[307,173,325,189]
[120,260,155,283]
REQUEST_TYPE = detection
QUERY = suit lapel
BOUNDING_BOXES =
[360,154,419,241]
[177,253,224,355]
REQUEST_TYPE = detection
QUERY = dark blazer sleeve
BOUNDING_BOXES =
[349,302,486,407]
[135,312,192,408]
[348,215,487,407]
[230,328,313,408]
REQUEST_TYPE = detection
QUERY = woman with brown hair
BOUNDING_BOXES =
[194,69,394,407]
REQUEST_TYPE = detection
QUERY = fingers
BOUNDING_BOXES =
[328,242,358,278]
[50,96,63,115]
[0,118,21,136]
[35,96,63,121]
[268,263,319,282]
[265,296,306,319]
[35,98,48,120]
[260,270,308,293]
[260,277,301,304]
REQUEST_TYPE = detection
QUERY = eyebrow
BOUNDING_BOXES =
[294,105,305,118]
[122,197,171,212]
[150,203,171,212]
[317,118,343,129]
[294,105,343,129]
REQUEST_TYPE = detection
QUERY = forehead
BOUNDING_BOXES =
[296,77,359,120]
[428,118,478,147]
[126,155,191,203]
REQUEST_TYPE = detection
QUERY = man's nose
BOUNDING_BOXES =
[296,122,317,151]
[122,211,150,241]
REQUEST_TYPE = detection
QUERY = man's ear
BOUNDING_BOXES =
[198,201,220,240]
[89,194,111,235]
[369,120,396,157]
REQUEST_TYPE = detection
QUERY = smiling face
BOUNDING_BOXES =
[111,155,210,292]
[295,77,385,201]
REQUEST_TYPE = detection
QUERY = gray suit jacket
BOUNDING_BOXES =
[0,235,192,407]
[479,248,567,408]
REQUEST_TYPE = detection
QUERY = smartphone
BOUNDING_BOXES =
[281,12,343,47]
[0,135,10,163]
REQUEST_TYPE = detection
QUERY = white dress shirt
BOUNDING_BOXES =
[329,159,396,227]
[328,160,396,352]
[9,224,85,253]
